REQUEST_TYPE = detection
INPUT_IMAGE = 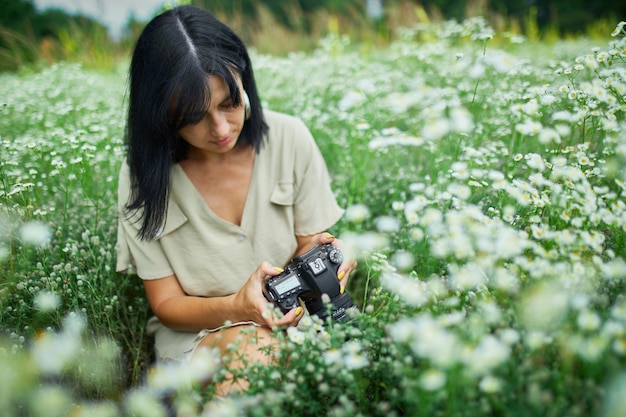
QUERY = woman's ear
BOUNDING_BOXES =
[243,90,251,120]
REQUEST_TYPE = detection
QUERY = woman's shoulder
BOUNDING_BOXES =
[264,109,310,134]
[263,109,314,150]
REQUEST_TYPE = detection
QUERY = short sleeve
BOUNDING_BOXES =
[290,120,344,236]
[115,162,176,279]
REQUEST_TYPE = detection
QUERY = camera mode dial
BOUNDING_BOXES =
[329,248,343,264]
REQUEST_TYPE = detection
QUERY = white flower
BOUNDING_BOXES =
[355,121,370,130]
[203,398,241,417]
[451,161,470,180]
[323,348,342,365]
[32,330,81,375]
[611,21,626,36]
[449,263,486,291]
[499,328,520,345]
[494,227,527,258]
[479,375,502,393]
[34,291,61,312]
[388,318,414,343]
[148,347,218,393]
[421,118,450,141]
[338,90,366,110]
[521,282,569,331]
[391,201,405,211]
[125,389,168,417]
[450,107,474,133]
[29,385,73,417]
[463,335,511,376]
[375,215,401,233]
[344,352,369,370]
[538,128,561,144]
[409,227,424,241]
[341,231,389,256]
[381,272,429,307]
[577,310,601,331]
[525,153,546,170]
[522,99,539,115]
[287,327,305,345]
[420,368,446,391]
[515,120,542,136]
[19,221,52,246]
[345,204,370,222]
[391,314,460,368]
[491,267,519,293]
[391,250,415,272]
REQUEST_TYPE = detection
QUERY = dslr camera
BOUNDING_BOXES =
[264,244,354,323]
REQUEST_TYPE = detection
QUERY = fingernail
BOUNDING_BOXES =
[273,266,284,273]
[337,271,345,280]
[340,285,345,294]
[326,233,335,240]
[295,307,303,316]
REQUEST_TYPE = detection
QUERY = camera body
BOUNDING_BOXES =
[264,244,354,323]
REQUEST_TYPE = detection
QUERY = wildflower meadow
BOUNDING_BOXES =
[1,18,625,417]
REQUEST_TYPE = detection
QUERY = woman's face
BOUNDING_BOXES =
[177,75,246,156]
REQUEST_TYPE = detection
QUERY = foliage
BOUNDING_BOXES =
[1,0,625,72]
[0,0,119,71]
[0,17,625,417]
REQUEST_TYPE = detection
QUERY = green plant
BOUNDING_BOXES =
[0,17,625,417]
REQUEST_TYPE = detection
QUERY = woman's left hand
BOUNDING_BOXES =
[296,232,357,294]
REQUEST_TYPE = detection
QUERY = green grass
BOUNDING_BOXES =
[1,18,625,417]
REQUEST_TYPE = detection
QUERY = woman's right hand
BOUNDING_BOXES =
[232,261,304,329]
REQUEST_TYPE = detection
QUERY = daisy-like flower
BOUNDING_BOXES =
[577,154,592,166]
[355,121,370,130]
[611,21,626,37]
[479,375,502,393]
[419,368,446,391]
[34,291,61,312]
[409,227,424,241]
[344,204,370,222]
[381,271,429,306]
[19,221,52,247]
[421,117,450,141]
[125,389,168,417]
[287,327,305,345]
[577,310,601,332]
[375,215,401,233]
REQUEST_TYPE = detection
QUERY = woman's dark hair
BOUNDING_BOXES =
[125,5,268,240]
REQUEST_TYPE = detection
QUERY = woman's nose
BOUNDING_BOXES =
[209,111,229,137]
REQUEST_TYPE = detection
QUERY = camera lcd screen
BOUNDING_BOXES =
[274,274,300,295]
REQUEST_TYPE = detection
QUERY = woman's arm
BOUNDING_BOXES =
[143,261,303,332]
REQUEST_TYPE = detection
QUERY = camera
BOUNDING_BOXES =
[264,244,354,323]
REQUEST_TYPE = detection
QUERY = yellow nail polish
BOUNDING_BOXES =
[337,271,345,281]
[295,307,303,316]
[273,266,284,273]
[340,285,345,294]
[326,233,335,240]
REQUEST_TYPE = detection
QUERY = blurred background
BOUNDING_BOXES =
[1,0,624,71]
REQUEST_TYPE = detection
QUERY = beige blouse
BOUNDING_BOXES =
[116,110,344,362]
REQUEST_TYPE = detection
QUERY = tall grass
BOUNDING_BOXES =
[0,17,625,417]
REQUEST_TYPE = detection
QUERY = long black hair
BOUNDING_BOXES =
[124,5,268,240]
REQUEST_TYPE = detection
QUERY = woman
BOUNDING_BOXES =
[115,5,355,394]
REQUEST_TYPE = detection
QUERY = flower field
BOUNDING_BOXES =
[1,18,625,417]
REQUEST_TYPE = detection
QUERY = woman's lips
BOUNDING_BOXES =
[213,136,232,146]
